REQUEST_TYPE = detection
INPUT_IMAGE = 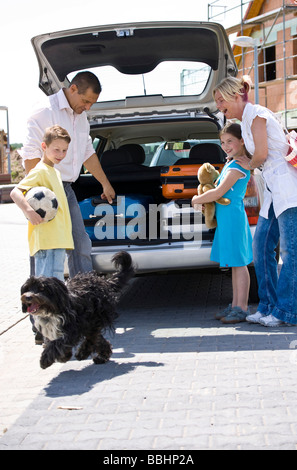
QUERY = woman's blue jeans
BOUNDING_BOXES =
[253,204,297,324]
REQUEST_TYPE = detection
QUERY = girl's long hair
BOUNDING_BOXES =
[220,122,252,163]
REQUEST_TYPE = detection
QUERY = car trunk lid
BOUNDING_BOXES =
[31,21,237,118]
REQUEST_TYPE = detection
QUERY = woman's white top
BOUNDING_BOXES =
[241,102,297,219]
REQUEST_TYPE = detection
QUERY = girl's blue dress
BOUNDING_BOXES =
[210,160,253,268]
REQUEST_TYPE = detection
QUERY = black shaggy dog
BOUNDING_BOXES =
[21,251,135,369]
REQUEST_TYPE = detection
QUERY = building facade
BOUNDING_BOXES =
[226,0,297,129]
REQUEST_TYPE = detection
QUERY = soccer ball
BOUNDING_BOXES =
[25,186,58,223]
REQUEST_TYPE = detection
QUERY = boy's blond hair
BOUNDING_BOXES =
[43,125,71,146]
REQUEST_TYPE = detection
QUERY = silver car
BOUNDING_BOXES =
[31,21,261,297]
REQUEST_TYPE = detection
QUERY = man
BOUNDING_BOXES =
[21,71,115,277]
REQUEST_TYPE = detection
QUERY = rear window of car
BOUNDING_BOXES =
[68,60,211,102]
[150,139,221,167]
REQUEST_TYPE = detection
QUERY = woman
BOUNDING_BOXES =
[213,76,297,327]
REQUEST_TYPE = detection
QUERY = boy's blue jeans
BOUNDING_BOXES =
[32,249,65,332]
[253,204,297,324]
[34,248,66,281]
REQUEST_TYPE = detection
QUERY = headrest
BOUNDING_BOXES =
[189,143,226,163]
[100,149,133,169]
[119,144,146,164]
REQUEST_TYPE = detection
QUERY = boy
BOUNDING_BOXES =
[11,125,74,281]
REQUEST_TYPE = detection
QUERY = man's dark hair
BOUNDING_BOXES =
[70,71,102,95]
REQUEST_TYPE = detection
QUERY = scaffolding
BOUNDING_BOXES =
[208,0,297,129]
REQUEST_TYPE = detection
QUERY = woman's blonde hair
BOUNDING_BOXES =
[213,76,250,102]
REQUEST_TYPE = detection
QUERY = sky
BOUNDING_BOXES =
[0,0,242,143]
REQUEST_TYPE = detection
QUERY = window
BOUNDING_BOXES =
[293,34,297,75]
[259,45,276,82]
[68,61,211,101]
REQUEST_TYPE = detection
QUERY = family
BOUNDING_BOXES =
[11,71,297,345]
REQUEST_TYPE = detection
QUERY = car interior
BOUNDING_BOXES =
[71,125,231,246]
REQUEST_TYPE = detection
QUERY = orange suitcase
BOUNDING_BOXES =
[161,164,224,199]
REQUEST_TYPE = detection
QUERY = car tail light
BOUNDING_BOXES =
[244,175,260,225]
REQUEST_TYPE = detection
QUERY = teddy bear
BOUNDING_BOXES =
[194,162,230,229]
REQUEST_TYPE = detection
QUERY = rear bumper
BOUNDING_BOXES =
[91,225,256,273]
[92,241,215,273]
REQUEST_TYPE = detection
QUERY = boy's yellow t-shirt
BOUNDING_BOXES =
[17,161,74,256]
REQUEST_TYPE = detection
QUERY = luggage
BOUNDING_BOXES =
[160,163,224,199]
[160,198,203,241]
[161,164,200,199]
[79,194,154,241]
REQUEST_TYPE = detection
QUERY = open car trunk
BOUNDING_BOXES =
[71,118,227,248]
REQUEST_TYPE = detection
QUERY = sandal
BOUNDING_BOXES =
[221,306,249,324]
[215,304,232,320]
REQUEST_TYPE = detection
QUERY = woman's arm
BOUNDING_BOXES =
[236,116,268,170]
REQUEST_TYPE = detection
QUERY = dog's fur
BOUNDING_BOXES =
[21,251,135,369]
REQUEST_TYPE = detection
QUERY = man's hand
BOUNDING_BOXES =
[84,153,116,204]
[101,181,116,204]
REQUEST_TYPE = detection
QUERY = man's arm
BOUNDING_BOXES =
[24,158,40,175]
[83,153,115,203]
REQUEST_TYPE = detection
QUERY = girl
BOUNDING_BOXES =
[213,76,297,327]
[192,123,253,323]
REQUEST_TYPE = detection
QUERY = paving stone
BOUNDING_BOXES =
[1,203,297,451]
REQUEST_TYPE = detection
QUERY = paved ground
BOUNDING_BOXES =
[1,202,297,451]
